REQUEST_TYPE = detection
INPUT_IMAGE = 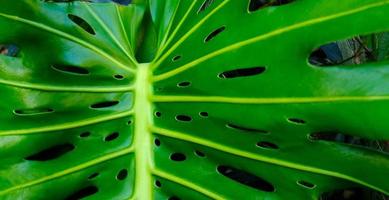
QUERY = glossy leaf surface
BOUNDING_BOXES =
[0,0,389,199]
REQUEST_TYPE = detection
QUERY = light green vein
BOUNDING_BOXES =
[0,12,135,73]
[151,0,229,71]
[155,0,197,60]
[0,146,134,196]
[151,126,389,195]
[152,0,389,81]
[0,79,134,93]
[84,3,137,65]
[151,168,224,200]
[0,110,134,136]
[152,95,389,104]
[154,0,186,59]
[116,4,134,56]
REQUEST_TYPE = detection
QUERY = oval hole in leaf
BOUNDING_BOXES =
[65,186,98,200]
[218,66,266,79]
[155,180,162,188]
[172,55,181,62]
[194,150,205,157]
[308,131,388,153]
[309,31,389,67]
[79,131,91,138]
[88,172,99,180]
[319,188,379,200]
[217,165,275,192]
[204,26,225,42]
[256,141,279,149]
[116,169,128,180]
[168,196,180,200]
[154,139,161,147]
[198,0,214,14]
[155,111,162,117]
[90,101,119,109]
[14,108,54,116]
[170,153,186,161]
[227,123,268,134]
[199,112,209,117]
[308,131,338,141]
[52,64,89,75]
[287,118,306,125]
[25,143,75,161]
[113,74,124,80]
[104,132,119,142]
[177,81,191,88]
[68,14,96,35]
[175,115,192,122]
[248,0,294,12]
[297,180,316,189]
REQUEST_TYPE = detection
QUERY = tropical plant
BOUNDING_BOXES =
[0,0,389,199]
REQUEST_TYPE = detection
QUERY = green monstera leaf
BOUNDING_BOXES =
[1,0,389,199]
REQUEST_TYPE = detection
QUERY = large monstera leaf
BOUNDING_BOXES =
[1,0,389,199]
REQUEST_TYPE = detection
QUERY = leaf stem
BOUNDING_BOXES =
[132,63,154,200]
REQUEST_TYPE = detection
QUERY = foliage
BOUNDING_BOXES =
[0,0,389,199]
